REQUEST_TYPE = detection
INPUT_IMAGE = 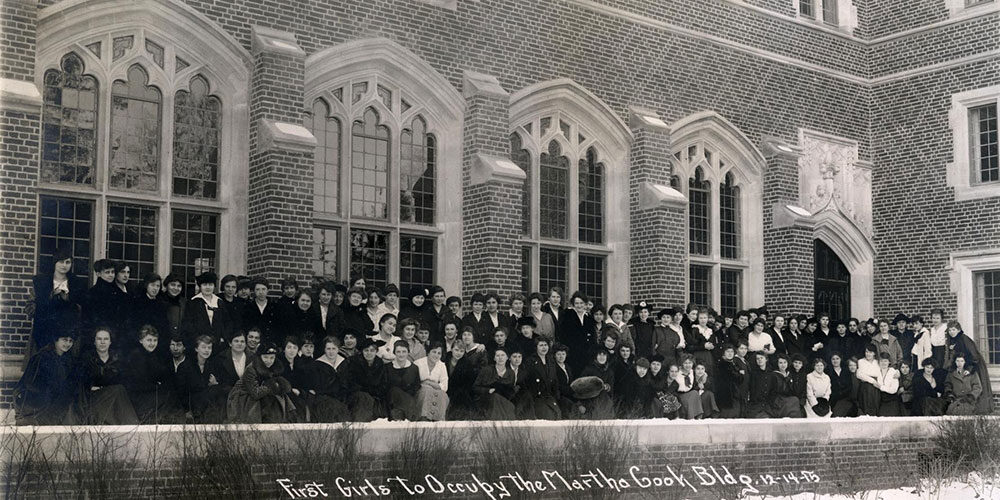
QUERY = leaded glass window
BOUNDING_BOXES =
[971,103,999,184]
[974,270,1000,365]
[400,116,435,224]
[538,248,568,295]
[539,141,569,240]
[689,264,711,309]
[689,167,710,256]
[578,147,604,244]
[306,99,341,214]
[351,107,390,219]
[312,227,340,278]
[41,53,98,185]
[721,268,742,318]
[720,172,741,260]
[400,234,435,292]
[578,253,605,305]
[106,203,157,283]
[110,65,161,191]
[350,228,389,290]
[37,196,92,278]
[170,210,218,289]
[173,76,221,199]
[511,133,531,236]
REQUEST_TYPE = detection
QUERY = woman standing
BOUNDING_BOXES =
[14,331,78,425]
[414,343,450,421]
[159,274,187,337]
[604,305,635,351]
[386,341,421,421]
[365,287,389,335]
[129,274,169,357]
[746,319,776,356]
[804,358,832,418]
[227,342,296,423]
[541,287,564,323]
[28,247,85,352]
[685,310,719,377]
[180,272,233,349]
[78,327,138,424]
[474,348,517,420]
[557,292,598,376]
[653,308,685,369]
[278,291,323,340]
[855,344,882,416]
[528,293,557,344]
[342,286,374,335]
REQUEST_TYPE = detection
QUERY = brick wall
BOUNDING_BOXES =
[859,0,950,39]
[763,153,815,316]
[1,0,36,80]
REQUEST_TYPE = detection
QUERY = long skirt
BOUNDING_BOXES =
[532,395,562,420]
[415,386,449,421]
[744,401,771,418]
[831,397,857,417]
[388,387,418,421]
[348,392,381,422]
[189,385,229,424]
[131,387,183,424]
[877,392,902,416]
[916,396,947,416]
[311,394,350,422]
[677,390,704,419]
[512,390,536,419]
[477,393,517,420]
[769,395,802,418]
[83,385,138,425]
[717,399,741,419]
[856,383,881,416]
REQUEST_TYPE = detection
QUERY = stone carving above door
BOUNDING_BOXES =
[797,129,873,240]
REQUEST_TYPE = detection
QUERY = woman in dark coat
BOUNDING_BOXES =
[386,341,421,420]
[578,349,616,419]
[445,342,480,420]
[714,344,744,418]
[745,352,773,418]
[944,352,984,415]
[227,342,296,423]
[304,336,350,422]
[125,325,182,424]
[342,287,374,338]
[278,290,324,339]
[557,292,598,377]
[129,273,170,358]
[14,332,77,425]
[78,327,138,425]
[617,358,653,419]
[912,358,947,416]
[176,334,229,423]
[769,354,804,418]
[28,247,85,352]
[398,287,428,326]
[943,321,994,414]
[474,347,517,420]
[180,272,233,350]
[158,273,187,341]
[83,259,131,347]
[342,337,389,421]
[828,352,856,417]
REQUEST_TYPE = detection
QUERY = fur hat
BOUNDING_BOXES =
[811,397,831,417]
[516,316,537,330]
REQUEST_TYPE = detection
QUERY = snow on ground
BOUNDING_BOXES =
[746,472,1000,499]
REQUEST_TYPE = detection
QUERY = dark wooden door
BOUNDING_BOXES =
[814,239,851,320]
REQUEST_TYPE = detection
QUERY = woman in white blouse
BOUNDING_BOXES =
[414,343,450,421]
[746,319,775,355]
[805,358,832,418]
[855,343,882,416]
[370,314,402,363]
[875,352,902,416]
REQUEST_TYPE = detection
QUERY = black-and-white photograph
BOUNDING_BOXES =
[1,0,998,498]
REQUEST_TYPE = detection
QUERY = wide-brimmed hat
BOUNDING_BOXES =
[570,376,606,399]
[357,336,387,351]
[812,397,831,417]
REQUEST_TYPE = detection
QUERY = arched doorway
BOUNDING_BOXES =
[814,239,851,319]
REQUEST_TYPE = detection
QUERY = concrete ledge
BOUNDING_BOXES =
[772,202,816,230]
[471,153,525,185]
[638,182,686,210]
[628,106,669,133]
[257,118,317,154]
[462,70,508,99]
[251,25,306,57]
[0,78,43,114]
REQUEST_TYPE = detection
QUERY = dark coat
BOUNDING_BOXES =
[828,365,854,404]
[243,299,278,341]
[30,273,86,350]
[180,296,234,346]
[342,304,374,337]
[387,362,421,397]
[158,291,186,340]
[124,347,180,423]
[826,333,858,363]
[218,296,246,335]
[462,312,493,344]
[557,311,598,375]
[211,348,250,389]
[714,357,744,409]
[525,354,561,401]
[14,345,76,425]
[84,280,131,343]
[631,320,657,360]
[226,356,295,423]
[277,305,324,339]
[783,329,807,358]
[944,331,993,414]
[343,354,389,400]
[128,294,170,355]
[313,303,346,341]
[176,356,228,421]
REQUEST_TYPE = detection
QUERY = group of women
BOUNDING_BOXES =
[13,248,995,425]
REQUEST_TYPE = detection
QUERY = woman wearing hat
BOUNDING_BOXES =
[714,344,744,419]
[398,286,427,326]
[527,293,557,344]
[304,336,350,422]
[627,302,656,360]
[158,273,188,341]
[804,358,832,418]
[652,308,684,368]
[14,330,79,425]
[557,292,598,377]
[180,272,233,349]
[227,342,297,423]
[524,338,562,420]
[343,336,389,421]
[474,347,517,420]
[617,357,652,418]
[943,321,994,414]
[414,342,450,421]
[578,348,616,419]
[342,286,374,335]
[129,273,170,357]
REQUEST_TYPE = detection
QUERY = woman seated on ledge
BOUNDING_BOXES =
[944,352,983,416]
[78,327,138,425]
[912,358,947,416]
[227,342,297,423]
[14,331,77,426]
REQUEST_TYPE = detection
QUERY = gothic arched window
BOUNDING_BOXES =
[110,65,161,191]
[41,53,99,185]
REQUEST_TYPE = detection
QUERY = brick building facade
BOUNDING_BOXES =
[1,0,998,402]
